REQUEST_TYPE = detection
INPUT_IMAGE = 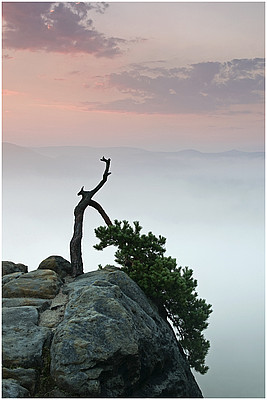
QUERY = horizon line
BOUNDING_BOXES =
[2,141,265,155]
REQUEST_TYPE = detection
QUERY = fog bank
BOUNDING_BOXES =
[2,143,264,397]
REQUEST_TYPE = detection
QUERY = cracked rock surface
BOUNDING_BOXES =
[2,258,202,398]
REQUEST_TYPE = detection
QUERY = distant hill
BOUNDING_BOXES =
[3,142,264,180]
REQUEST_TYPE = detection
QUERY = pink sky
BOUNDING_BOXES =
[2,2,265,151]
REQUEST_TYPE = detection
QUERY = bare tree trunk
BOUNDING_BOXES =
[70,157,112,277]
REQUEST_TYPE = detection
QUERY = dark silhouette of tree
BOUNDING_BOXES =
[70,157,112,277]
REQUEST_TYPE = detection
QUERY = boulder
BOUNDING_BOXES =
[2,379,30,398]
[2,261,203,398]
[2,261,28,276]
[38,256,72,279]
[3,368,37,396]
[51,269,202,397]
[2,269,63,299]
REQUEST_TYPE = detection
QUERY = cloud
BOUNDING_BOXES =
[86,58,264,114]
[2,2,125,57]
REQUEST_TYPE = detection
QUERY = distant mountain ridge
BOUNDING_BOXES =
[3,141,264,187]
[3,142,264,159]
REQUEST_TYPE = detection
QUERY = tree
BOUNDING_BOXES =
[94,220,212,374]
[70,157,112,277]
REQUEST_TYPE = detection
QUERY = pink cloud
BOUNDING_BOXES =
[2,2,125,57]
[86,58,264,114]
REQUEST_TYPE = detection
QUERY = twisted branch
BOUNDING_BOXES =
[70,157,112,277]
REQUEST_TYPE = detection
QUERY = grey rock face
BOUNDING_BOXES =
[38,255,72,279]
[51,269,202,397]
[2,306,52,369]
[2,260,203,398]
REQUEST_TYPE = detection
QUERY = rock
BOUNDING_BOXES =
[2,269,63,299]
[2,379,30,398]
[2,306,52,369]
[2,260,203,398]
[38,256,72,279]
[2,272,25,286]
[3,305,39,326]
[39,289,68,329]
[2,297,51,312]
[3,368,37,396]
[2,261,28,276]
[51,269,202,397]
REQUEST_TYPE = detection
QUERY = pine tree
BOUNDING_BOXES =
[94,219,212,374]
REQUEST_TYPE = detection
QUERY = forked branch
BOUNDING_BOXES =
[70,157,112,277]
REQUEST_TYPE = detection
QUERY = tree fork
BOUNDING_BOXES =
[70,157,112,277]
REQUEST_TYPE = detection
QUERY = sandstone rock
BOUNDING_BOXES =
[51,269,202,397]
[2,261,203,398]
[2,269,63,299]
[2,261,28,276]
[38,255,72,279]
[2,379,30,398]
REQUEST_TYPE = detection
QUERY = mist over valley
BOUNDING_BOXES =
[2,142,264,397]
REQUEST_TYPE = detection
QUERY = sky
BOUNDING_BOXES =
[2,1,265,152]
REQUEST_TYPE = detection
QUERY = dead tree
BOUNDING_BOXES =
[70,157,112,277]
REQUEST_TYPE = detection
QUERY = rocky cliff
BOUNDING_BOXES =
[2,256,203,398]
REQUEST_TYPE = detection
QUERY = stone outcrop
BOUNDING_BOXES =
[2,257,203,398]
[2,261,28,276]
